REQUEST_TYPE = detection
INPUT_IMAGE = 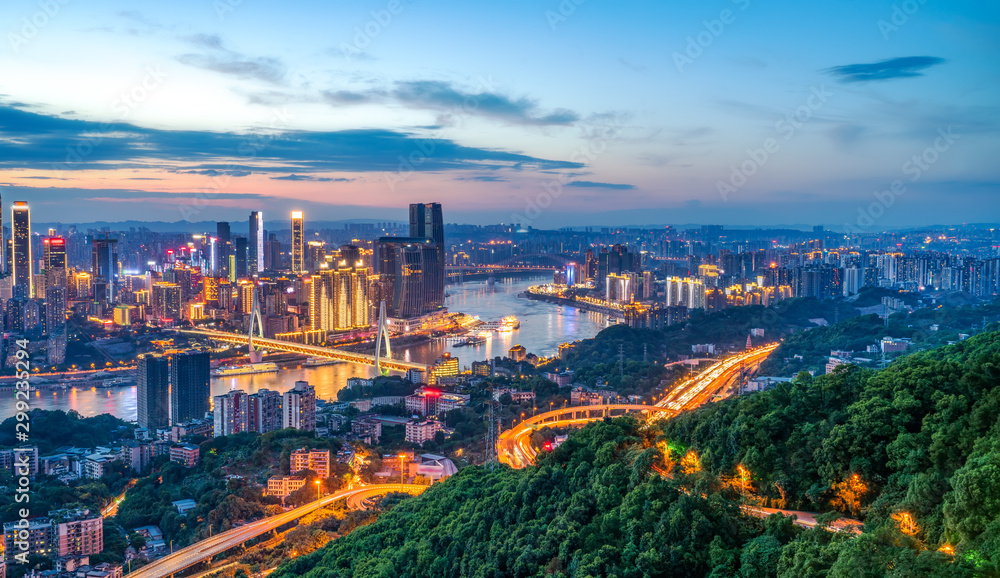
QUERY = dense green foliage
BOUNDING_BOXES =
[662,329,1000,574]
[0,409,134,452]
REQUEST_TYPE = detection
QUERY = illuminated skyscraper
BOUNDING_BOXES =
[291,211,304,273]
[170,350,210,424]
[43,237,67,270]
[248,211,264,274]
[409,203,445,307]
[91,238,118,305]
[11,201,32,296]
[137,354,170,430]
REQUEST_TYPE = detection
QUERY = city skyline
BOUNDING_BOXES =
[2,0,997,228]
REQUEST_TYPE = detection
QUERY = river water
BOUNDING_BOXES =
[1,276,609,421]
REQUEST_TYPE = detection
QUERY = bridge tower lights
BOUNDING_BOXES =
[248,282,265,363]
[374,300,392,376]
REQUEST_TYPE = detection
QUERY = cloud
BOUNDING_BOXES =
[177,169,253,177]
[825,56,946,83]
[178,53,286,84]
[566,180,636,190]
[320,89,384,105]
[393,81,579,126]
[457,175,506,182]
[0,104,583,176]
[177,35,286,84]
[270,174,354,182]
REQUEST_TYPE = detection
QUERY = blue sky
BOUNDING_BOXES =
[1,0,998,228]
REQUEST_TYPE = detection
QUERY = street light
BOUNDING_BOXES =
[399,454,407,483]
[315,480,321,501]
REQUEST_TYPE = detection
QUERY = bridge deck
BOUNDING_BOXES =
[180,330,428,372]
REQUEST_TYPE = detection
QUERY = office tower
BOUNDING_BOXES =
[265,233,280,270]
[291,211,304,273]
[213,389,249,437]
[234,236,248,278]
[151,282,182,321]
[11,201,32,297]
[91,238,118,305]
[170,350,210,424]
[306,241,325,273]
[137,355,170,430]
[248,211,264,274]
[249,389,283,433]
[43,237,66,269]
[282,381,316,431]
[408,202,445,308]
[376,238,437,318]
[216,221,231,244]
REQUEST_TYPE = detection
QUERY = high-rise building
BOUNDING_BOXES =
[213,389,249,437]
[291,211,304,273]
[249,389,283,433]
[151,282,182,321]
[52,509,103,557]
[3,517,55,561]
[310,263,371,332]
[282,381,316,431]
[170,351,210,424]
[375,238,440,318]
[137,355,170,431]
[409,202,445,308]
[248,211,264,274]
[43,237,67,270]
[11,201,32,296]
[91,238,118,305]
[234,236,248,279]
[216,222,232,278]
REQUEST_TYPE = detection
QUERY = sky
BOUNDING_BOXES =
[1,0,998,230]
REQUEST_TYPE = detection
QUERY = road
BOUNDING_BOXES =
[498,405,676,469]
[127,484,426,578]
[656,344,780,411]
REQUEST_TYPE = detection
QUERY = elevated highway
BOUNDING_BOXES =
[127,484,426,578]
[178,329,428,373]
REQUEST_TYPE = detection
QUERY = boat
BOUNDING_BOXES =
[97,377,134,388]
[453,336,488,347]
[211,362,280,377]
[302,357,343,367]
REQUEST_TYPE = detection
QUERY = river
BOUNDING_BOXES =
[1,276,609,421]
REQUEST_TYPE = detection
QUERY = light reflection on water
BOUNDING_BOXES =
[0,276,607,421]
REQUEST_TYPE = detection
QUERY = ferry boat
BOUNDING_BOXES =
[97,377,134,388]
[302,357,343,368]
[211,362,279,377]
[478,315,521,332]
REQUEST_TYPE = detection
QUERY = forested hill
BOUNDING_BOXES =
[661,328,1000,574]
[273,331,1000,577]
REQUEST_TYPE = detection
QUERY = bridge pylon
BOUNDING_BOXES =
[248,283,265,363]
[374,300,392,376]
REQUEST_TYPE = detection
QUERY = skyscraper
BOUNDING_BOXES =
[291,211,304,273]
[169,350,210,424]
[43,237,67,269]
[234,236,248,279]
[11,201,32,297]
[409,202,445,308]
[216,222,232,278]
[91,238,118,305]
[248,211,264,274]
[137,355,170,430]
